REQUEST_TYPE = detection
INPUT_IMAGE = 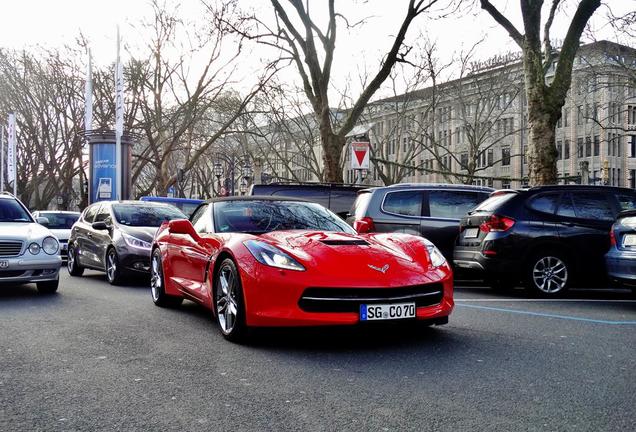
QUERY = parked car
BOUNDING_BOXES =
[67,201,186,284]
[0,193,62,293]
[606,209,636,289]
[454,185,636,296]
[151,197,453,342]
[347,184,493,260]
[139,196,204,217]
[32,210,81,260]
[249,182,366,218]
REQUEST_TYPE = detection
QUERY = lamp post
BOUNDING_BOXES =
[214,155,253,196]
[213,161,223,196]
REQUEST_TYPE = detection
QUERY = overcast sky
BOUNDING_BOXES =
[0,1,632,99]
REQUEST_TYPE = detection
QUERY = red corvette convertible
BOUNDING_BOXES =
[150,197,454,341]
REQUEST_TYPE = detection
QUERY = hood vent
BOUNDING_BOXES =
[319,239,369,246]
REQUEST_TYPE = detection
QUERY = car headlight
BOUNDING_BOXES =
[244,240,305,271]
[422,239,446,268]
[122,232,152,250]
[28,242,41,255]
[42,236,59,255]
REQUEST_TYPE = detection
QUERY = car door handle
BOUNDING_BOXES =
[562,222,575,227]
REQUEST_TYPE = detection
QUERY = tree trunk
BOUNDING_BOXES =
[526,102,558,185]
[322,131,345,183]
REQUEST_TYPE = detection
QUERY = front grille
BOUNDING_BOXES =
[0,270,27,278]
[299,283,444,313]
[0,241,23,257]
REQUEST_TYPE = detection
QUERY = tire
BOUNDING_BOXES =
[37,278,59,294]
[525,252,570,297]
[213,258,248,342]
[150,248,183,308]
[67,245,84,277]
[105,248,123,285]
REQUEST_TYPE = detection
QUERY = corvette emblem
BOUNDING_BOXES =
[368,264,389,274]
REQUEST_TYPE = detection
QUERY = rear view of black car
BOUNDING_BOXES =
[606,209,636,289]
[454,186,636,296]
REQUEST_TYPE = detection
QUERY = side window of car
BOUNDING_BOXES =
[616,193,636,211]
[83,205,99,223]
[427,191,483,219]
[570,191,615,221]
[191,204,209,233]
[528,193,560,215]
[556,193,576,218]
[94,205,111,223]
[382,191,423,217]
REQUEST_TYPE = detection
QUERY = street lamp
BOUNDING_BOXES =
[239,178,248,195]
[213,161,223,196]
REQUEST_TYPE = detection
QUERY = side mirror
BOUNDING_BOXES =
[92,221,109,230]
[168,219,200,240]
[36,216,49,226]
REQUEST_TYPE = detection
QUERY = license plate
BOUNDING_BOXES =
[360,303,416,321]
[463,228,479,239]
[0,260,8,269]
[624,234,636,247]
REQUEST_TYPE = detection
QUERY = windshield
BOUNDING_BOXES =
[473,192,516,212]
[213,200,356,234]
[0,199,32,222]
[39,212,79,229]
[112,204,186,227]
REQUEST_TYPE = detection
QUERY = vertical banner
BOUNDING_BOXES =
[7,114,16,185]
[91,142,116,203]
[84,49,93,133]
[114,26,124,200]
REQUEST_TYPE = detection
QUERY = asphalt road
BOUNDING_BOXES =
[1,271,635,432]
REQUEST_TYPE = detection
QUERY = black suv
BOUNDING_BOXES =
[249,182,365,218]
[454,185,636,296]
[348,184,493,260]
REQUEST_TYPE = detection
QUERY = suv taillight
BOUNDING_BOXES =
[479,214,515,233]
[610,229,616,247]
[354,217,375,234]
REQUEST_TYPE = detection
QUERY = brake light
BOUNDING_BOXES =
[610,229,616,247]
[479,214,515,233]
[354,217,375,234]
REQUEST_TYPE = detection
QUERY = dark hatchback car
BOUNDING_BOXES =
[249,182,365,218]
[606,209,636,289]
[348,184,493,260]
[67,201,185,284]
[454,185,636,296]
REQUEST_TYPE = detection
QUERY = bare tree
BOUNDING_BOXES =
[247,0,450,182]
[479,0,602,185]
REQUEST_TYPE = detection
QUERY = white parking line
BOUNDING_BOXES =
[456,299,636,303]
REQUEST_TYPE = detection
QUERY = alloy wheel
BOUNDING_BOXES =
[150,254,161,301]
[106,251,117,282]
[532,256,568,294]
[67,248,75,273]
[216,264,239,334]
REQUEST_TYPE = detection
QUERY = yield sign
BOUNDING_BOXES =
[351,141,370,170]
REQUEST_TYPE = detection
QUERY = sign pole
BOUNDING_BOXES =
[7,114,16,196]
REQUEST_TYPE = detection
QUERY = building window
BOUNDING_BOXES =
[460,153,468,170]
[563,108,570,127]
[502,178,511,189]
[578,137,584,158]
[487,149,494,166]
[557,116,562,128]
[594,135,600,156]
[585,137,592,157]
[631,170,636,189]
[557,141,562,159]
[577,105,584,125]
[564,140,570,159]
[502,147,511,166]
[628,106,636,126]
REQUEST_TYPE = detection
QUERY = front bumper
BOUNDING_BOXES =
[606,249,636,283]
[116,246,152,274]
[0,255,62,284]
[239,265,454,327]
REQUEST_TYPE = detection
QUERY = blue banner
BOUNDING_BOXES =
[91,142,117,203]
